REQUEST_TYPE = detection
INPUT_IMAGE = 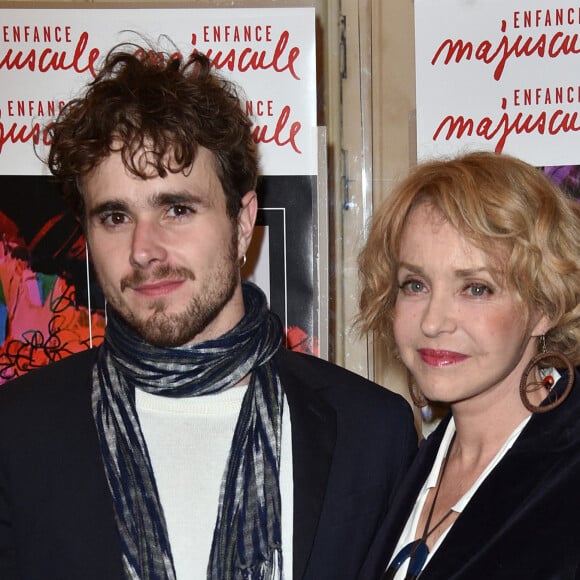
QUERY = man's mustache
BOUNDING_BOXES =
[120,265,195,291]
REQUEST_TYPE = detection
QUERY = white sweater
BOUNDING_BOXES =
[135,385,293,579]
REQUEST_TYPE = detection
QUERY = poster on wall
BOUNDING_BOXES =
[0,7,319,383]
[415,0,580,169]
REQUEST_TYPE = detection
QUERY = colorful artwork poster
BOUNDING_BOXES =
[0,175,105,383]
[543,165,580,201]
[0,7,319,382]
[415,0,580,166]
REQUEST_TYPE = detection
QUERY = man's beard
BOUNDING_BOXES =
[109,234,239,348]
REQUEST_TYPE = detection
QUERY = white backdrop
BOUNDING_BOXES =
[0,7,317,176]
[415,0,580,165]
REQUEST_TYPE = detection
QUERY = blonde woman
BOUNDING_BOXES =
[358,152,580,580]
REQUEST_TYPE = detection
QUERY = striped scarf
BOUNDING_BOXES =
[92,282,284,579]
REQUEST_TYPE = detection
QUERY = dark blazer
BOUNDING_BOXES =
[359,369,580,580]
[0,346,417,580]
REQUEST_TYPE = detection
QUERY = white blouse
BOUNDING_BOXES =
[387,413,530,579]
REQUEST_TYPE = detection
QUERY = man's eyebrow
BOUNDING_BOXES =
[87,200,129,219]
[87,191,209,219]
[151,191,209,207]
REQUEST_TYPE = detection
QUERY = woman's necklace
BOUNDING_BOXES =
[383,433,457,580]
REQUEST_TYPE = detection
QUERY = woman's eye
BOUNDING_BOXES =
[400,279,426,294]
[465,283,492,297]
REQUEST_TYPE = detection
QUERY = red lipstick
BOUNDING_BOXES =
[418,349,469,367]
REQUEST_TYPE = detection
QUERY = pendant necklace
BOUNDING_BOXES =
[383,433,457,580]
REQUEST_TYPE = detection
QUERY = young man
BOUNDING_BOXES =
[0,44,417,579]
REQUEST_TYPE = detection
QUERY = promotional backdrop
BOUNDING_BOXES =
[0,7,320,382]
[415,0,580,167]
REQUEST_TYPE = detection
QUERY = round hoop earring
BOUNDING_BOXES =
[240,255,247,269]
[407,370,428,408]
[519,349,574,413]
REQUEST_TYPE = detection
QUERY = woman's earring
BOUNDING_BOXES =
[407,370,428,408]
[519,336,574,413]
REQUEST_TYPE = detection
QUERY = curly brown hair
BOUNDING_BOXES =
[358,151,580,366]
[47,42,257,221]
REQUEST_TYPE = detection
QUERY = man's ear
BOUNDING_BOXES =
[237,191,258,258]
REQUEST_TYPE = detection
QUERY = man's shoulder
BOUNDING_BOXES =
[274,347,412,417]
[0,348,98,410]
[275,347,397,394]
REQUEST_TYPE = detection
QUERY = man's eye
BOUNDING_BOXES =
[101,212,127,226]
[167,205,193,218]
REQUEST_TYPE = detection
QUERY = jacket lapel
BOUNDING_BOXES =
[358,417,448,579]
[280,361,337,580]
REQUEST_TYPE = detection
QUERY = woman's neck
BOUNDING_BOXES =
[450,394,532,467]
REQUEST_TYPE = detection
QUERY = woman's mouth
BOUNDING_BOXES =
[417,349,469,367]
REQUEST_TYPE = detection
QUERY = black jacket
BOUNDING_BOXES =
[359,369,580,579]
[0,346,417,579]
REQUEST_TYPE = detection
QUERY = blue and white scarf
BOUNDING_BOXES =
[92,282,284,579]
